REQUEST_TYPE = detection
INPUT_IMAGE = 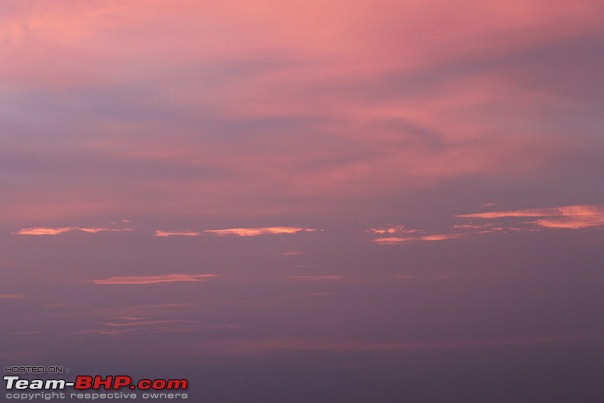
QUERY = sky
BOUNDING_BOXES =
[1,1,604,402]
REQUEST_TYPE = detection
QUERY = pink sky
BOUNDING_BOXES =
[2,0,603,223]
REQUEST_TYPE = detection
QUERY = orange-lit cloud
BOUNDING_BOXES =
[93,274,218,285]
[14,227,74,235]
[373,233,462,244]
[79,227,130,233]
[373,237,414,244]
[420,234,463,241]
[154,230,200,237]
[368,225,418,235]
[14,227,131,236]
[204,227,319,236]
[458,205,604,229]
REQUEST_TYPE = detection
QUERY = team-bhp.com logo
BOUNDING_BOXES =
[4,375,188,391]
[4,375,189,400]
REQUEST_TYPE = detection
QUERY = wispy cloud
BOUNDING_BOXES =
[458,205,604,229]
[14,227,131,236]
[368,225,418,235]
[154,230,200,237]
[290,275,344,280]
[373,233,462,244]
[372,237,414,244]
[369,224,463,244]
[204,227,320,237]
[93,274,218,285]
[14,227,74,235]
[78,227,130,233]
[0,294,24,299]
[396,274,451,280]
[375,204,604,246]
[104,319,195,328]
[420,234,463,241]
[452,223,501,231]
[70,314,239,337]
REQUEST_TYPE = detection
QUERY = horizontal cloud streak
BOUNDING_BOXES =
[0,294,24,299]
[93,274,218,285]
[204,227,319,236]
[421,234,463,241]
[15,227,131,236]
[373,237,414,244]
[154,230,200,237]
[373,233,462,244]
[104,319,195,328]
[14,227,74,235]
[458,205,604,229]
[368,225,418,235]
[290,275,344,280]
